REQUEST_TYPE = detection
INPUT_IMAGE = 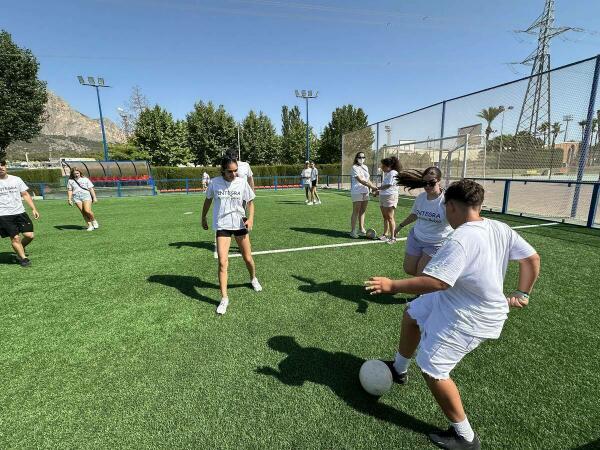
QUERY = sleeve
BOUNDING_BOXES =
[247,165,253,177]
[243,180,256,202]
[205,180,214,199]
[508,230,537,260]
[411,194,420,214]
[87,178,94,188]
[19,178,29,193]
[351,166,360,179]
[422,239,468,287]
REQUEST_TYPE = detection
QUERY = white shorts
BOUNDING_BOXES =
[72,191,92,203]
[407,293,486,380]
[379,194,398,208]
[351,192,369,202]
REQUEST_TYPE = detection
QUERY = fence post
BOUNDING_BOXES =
[326,175,329,187]
[274,176,278,191]
[438,100,447,164]
[151,178,157,196]
[185,178,189,194]
[502,180,511,214]
[117,181,122,197]
[338,175,341,190]
[587,183,600,228]
[571,55,600,218]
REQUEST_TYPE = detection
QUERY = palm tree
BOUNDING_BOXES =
[477,106,504,144]
[537,121,550,146]
[548,122,562,179]
[578,120,588,141]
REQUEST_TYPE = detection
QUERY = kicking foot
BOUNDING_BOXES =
[92,220,99,229]
[382,360,408,385]
[86,225,95,231]
[428,428,481,450]
[19,257,32,268]
[251,278,263,292]
[216,299,229,315]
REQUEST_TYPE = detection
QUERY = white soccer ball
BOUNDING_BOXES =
[359,359,393,396]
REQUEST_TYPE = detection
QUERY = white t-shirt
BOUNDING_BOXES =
[423,218,537,339]
[411,192,453,244]
[379,169,398,196]
[206,176,256,230]
[67,177,94,195]
[351,164,370,194]
[0,175,28,216]
[301,168,312,185]
[202,172,210,182]
[310,168,318,181]
[237,161,253,182]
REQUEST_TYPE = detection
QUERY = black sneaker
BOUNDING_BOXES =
[428,427,481,449]
[382,360,408,385]
[19,258,31,268]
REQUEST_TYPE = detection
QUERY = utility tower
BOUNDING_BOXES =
[514,0,574,136]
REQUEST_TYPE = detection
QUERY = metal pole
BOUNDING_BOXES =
[439,100,446,165]
[95,85,109,161]
[237,124,241,160]
[571,55,600,218]
[305,97,310,161]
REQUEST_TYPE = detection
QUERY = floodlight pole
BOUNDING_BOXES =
[295,90,318,161]
[78,76,111,161]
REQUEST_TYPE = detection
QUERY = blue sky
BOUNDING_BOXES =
[2,0,600,134]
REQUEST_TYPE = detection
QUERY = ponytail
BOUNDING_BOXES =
[395,166,442,191]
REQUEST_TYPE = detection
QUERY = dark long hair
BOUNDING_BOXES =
[353,152,366,166]
[381,156,402,172]
[395,166,442,191]
[220,155,238,175]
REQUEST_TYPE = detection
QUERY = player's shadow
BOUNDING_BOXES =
[256,336,435,435]
[573,438,600,449]
[169,241,241,253]
[147,275,248,306]
[54,225,87,230]
[293,275,409,314]
[290,227,353,239]
[0,252,16,265]
[275,200,307,205]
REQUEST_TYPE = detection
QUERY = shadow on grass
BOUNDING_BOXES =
[290,227,353,239]
[54,225,86,231]
[275,200,307,205]
[147,274,250,306]
[573,438,600,449]
[256,336,435,435]
[169,241,241,253]
[292,275,410,314]
[0,252,16,265]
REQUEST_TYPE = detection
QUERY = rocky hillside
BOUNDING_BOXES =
[8,91,126,160]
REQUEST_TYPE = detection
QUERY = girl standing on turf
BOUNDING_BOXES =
[394,167,452,275]
[350,152,378,238]
[375,156,402,244]
[309,161,321,205]
[67,168,99,231]
[301,161,313,204]
[202,155,262,315]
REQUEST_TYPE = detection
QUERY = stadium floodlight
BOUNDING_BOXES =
[78,75,111,161]
[294,88,319,161]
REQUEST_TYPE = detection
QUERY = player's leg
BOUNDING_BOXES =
[384,304,423,384]
[82,200,96,222]
[350,200,361,236]
[416,254,432,276]
[313,185,320,203]
[304,185,310,203]
[10,234,26,260]
[216,235,231,299]
[358,200,368,233]
[387,205,396,242]
[380,205,388,237]
[236,233,262,291]
[74,201,90,226]
[403,253,420,276]
[21,231,34,248]
[403,229,423,275]
[423,375,466,423]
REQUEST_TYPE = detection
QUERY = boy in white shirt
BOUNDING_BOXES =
[301,161,313,204]
[309,161,321,205]
[0,161,40,267]
[365,179,540,450]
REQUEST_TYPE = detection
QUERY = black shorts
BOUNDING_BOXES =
[311,180,317,187]
[216,228,248,238]
[0,213,34,238]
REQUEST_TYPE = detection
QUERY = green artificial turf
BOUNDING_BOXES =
[1,190,599,449]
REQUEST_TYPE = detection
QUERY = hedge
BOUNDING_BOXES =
[11,168,63,184]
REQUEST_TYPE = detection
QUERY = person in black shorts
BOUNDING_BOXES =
[201,155,262,315]
[309,161,321,205]
[0,161,40,267]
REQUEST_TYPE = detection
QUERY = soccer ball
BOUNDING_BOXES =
[366,228,377,240]
[359,359,393,396]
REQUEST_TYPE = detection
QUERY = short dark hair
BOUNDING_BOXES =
[0,160,6,167]
[353,152,366,165]
[220,155,238,173]
[444,179,484,207]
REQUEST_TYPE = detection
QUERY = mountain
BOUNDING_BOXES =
[7,91,127,160]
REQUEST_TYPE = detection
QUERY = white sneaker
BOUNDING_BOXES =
[349,231,359,238]
[387,237,398,245]
[216,299,229,315]
[251,278,263,292]
[92,220,99,229]
[213,251,218,259]
[305,199,310,204]
[316,201,321,205]
[379,235,388,241]
[308,202,314,205]
[358,230,367,237]
[86,225,95,231]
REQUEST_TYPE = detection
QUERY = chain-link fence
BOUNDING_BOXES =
[342,55,600,227]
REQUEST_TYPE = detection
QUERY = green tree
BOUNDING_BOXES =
[537,121,550,146]
[0,30,48,159]
[133,105,191,166]
[319,105,368,163]
[186,101,236,166]
[240,110,280,165]
[477,106,504,144]
[280,105,316,164]
[107,141,150,161]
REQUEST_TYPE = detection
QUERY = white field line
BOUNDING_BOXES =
[228,222,559,258]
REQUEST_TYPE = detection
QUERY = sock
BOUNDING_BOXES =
[393,352,410,374]
[220,297,229,304]
[452,417,474,442]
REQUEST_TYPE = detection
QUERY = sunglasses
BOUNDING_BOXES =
[357,156,366,160]
[224,169,237,174]
[424,180,438,187]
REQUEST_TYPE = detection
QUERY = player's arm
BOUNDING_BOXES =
[89,187,97,203]
[67,185,73,205]
[508,253,540,308]
[396,213,417,232]
[245,200,254,231]
[248,176,255,192]
[365,275,449,296]
[354,176,377,191]
[21,191,40,219]
[201,198,212,230]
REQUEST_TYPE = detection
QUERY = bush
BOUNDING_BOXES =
[151,163,341,179]
[11,168,63,184]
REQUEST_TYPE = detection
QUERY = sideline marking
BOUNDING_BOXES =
[228,222,559,258]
